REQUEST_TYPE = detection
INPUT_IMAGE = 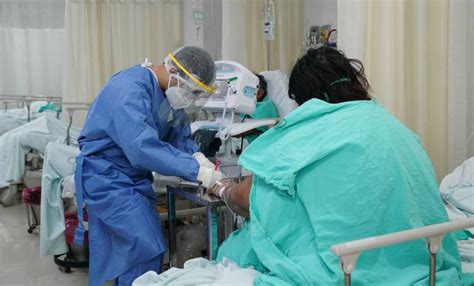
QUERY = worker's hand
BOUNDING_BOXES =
[193,152,215,169]
[208,178,236,198]
[197,166,224,189]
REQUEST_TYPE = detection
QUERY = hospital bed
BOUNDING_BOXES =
[331,218,474,286]
[440,157,474,281]
[61,102,90,145]
[15,103,96,264]
[258,70,298,117]
[134,172,474,286]
[0,95,62,136]
[130,218,474,286]
[0,94,62,121]
[309,158,474,286]
[0,101,83,207]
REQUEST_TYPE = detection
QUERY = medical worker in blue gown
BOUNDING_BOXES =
[74,46,224,286]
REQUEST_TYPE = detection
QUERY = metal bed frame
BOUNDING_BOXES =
[61,102,90,145]
[0,95,63,121]
[0,99,91,209]
[331,217,474,286]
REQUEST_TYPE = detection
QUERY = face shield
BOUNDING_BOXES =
[161,52,217,127]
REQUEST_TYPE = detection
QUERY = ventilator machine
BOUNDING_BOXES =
[193,61,277,176]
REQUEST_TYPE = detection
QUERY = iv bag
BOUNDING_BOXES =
[263,1,275,40]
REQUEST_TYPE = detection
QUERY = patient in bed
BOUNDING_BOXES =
[236,74,279,144]
[209,47,462,285]
[133,48,462,286]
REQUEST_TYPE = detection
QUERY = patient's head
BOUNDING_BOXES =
[255,74,268,102]
[288,47,371,105]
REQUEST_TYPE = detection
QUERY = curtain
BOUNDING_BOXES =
[338,0,452,180]
[221,0,303,73]
[0,0,65,97]
[62,0,182,106]
[447,0,474,172]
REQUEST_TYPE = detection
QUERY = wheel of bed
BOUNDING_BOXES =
[54,247,89,273]
[0,183,20,207]
[22,186,41,234]
[53,212,89,273]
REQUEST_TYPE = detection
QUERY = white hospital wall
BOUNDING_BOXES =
[303,0,337,32]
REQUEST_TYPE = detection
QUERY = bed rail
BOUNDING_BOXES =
[62,102,90,145]
[0,95,63,121]
[330,217,474,286]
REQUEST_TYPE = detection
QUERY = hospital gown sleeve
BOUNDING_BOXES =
[110,88,199,182]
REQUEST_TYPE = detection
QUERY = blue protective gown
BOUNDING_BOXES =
[74,65,200,286]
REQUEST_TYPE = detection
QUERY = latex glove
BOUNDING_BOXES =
[193,152,215,169]
[197,166,224,189]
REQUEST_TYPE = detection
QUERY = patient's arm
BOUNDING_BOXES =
[209,176,252,218]
[225,176,252,218]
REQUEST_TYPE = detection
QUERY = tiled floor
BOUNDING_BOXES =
[0,203,88,286]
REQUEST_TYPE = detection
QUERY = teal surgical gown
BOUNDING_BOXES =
[218,99,462,285]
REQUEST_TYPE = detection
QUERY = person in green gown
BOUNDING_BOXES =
[210,47,462,286]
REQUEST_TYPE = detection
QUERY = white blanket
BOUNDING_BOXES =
[459,239,474,273]
[440,157,474,234]
[0,112,26,136]
[440,157,474,215]
[0,103,58,136]
[440,157,474,274]
[40,142,79,256]
[132,258,259,286]
[0,115,80,185]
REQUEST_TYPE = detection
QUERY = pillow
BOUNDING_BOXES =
[259,70,298,117]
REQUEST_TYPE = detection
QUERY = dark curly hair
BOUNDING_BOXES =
[256,74,267,97]
[288,47,371,105]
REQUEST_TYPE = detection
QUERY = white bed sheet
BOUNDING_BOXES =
[440,157,474,275]
[40,142,79,256]
[0,104,58,136]
[132,258,259,286]
[0,114,80,185]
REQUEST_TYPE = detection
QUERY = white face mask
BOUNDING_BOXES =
[165,87,195,110]
[165,74,196,110]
